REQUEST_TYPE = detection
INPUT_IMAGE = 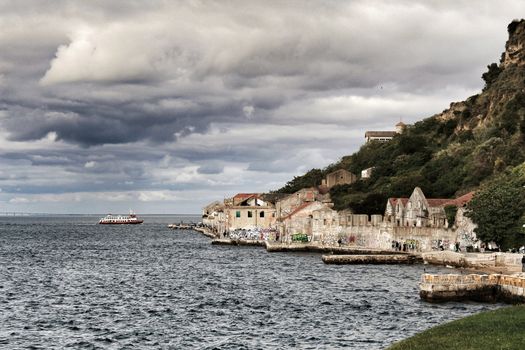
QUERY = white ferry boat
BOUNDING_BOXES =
[99,211,144,225]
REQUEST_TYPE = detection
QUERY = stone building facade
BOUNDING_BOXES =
[280,201,331,242]
[361,167,374,179]
[276,186,476,252]
[202,201,227,234]
[321,169,357,188]
[276,187,318,219]
[385,187,456,228]
[202,193,277,233]
[204,186,478,252]
[364,122,406,143]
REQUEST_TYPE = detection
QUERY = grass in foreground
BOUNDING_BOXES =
[387,305,525,350]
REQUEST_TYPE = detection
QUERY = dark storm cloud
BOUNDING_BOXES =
[1,0,524,212]
[197,163,225,175]
[2,0,518,148]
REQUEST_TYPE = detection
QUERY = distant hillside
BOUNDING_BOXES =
[276,19,525,215]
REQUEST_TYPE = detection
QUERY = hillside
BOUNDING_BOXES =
[276,19,525,215]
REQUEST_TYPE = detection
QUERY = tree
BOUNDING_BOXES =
[277,168,324,194]
[466,166,525,250]
[481,63,502,90]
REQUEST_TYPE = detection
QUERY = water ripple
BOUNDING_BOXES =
[0,216,502,349]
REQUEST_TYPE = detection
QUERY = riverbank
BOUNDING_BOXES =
[386,305,525,350]
[193,227,524,273]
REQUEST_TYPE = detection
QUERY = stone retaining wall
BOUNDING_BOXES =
[265,242,404,255]
[211,239,266,247]
[422,251,524,272]
[420,273,525,303]
[322,254,418,265]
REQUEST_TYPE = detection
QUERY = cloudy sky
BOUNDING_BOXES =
[0,1,523,214]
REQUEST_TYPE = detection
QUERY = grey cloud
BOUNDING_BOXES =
[197,163,225,175]
[1,0,517,148]
[1,1,524,213]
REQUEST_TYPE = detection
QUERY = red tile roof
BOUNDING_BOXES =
[426,199,452,207]
[443,192,475,207]
[233,193,260,199]
[281,202,315,221]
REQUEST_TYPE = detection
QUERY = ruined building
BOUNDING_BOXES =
[321,169,357,188]
[364,121,406,142]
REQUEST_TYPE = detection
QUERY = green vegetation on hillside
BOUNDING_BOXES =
[277,168,325,194]
[275,20,525,216]
[387,305,525,350]
[466,163,525,250]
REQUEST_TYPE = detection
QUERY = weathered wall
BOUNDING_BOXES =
[422,251,524,272]
[454,207,479,249]
[282,202,328,240]
[227,207,276,230]
[276,188,318,218]
[392,226,458,251]
[308,210,459,252]
[325,169,357,188]
[420,273,525,303]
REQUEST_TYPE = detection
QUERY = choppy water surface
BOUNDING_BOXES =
[0,216,501,349]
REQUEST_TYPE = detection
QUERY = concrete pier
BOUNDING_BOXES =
[193,227,217,239]
[322,254,419,265]
[420,273,525,303]
[265,242,407,255]
[211,239,266,247]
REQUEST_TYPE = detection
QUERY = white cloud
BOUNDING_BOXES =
[9,197,29,203]
[1,1,524,213]
[45,131,58,142]
[243,105,255,119]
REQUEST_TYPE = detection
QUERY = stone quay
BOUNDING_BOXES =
[322,254,420,265]
[420,273,525,303]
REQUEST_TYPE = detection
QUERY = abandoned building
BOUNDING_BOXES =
[384,187,475,229]
[202,181,478,252]
[202,193,277,233]
[321,169,357,188]
[361,167,374,179]
[364,121,406,142]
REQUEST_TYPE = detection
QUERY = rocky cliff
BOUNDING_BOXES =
[277,20,525,215]
[436,19,525,134]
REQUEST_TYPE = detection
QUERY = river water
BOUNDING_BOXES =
[0,215,501,349]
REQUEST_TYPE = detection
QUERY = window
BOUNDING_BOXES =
[248,211,252,218]
[236,211,241,218]
[259,211,264,218]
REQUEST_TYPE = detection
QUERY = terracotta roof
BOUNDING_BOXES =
[426,199,452,207]
[233,193,260,200]
[443,192,475,207]
[281,202,315,221]
[365,131,397,138]
[396,121,406,127]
